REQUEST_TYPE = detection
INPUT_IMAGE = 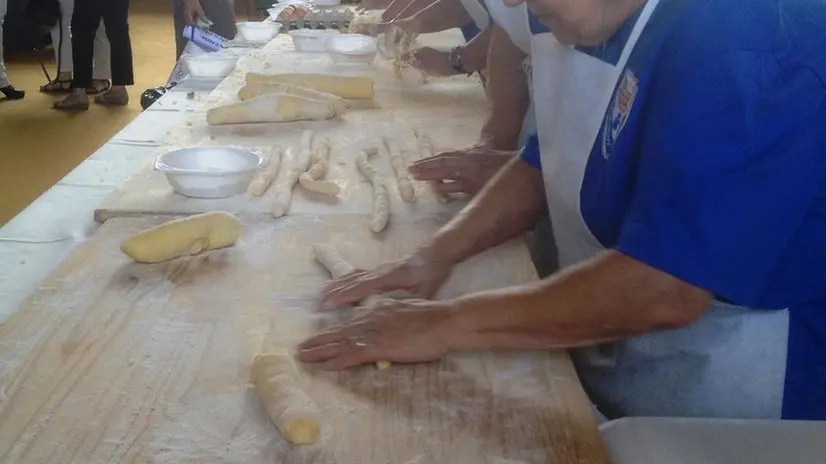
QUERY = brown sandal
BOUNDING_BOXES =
[86,79,111,95]
[40,79,73,93]
[53,90,90,111]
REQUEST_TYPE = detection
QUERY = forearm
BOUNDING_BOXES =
[422,158,545,265]
[446,251,712,351]
[479,26,530,150]
[408,0,472,33]
[458,27,492,73]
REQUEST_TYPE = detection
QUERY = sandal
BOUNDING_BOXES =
[94,86,129,106]
[53,90,90,111]
[86,79,111,95]
[40,79,73,93]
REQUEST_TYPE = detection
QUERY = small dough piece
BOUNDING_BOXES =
[245,73,375,100]
[298,138,341,196]
[251,351,321,444]
[248,145,284,196]
[273,131,313,218]
[355,147,389,232]
[414,129,450,203]
[207,93,343,126]
[383,136,416,203]
[121,211,242,263]
[312,244,390,369]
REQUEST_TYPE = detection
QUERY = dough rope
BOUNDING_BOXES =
[383,135,416,203]
[298,138,341,196]
[356,147,390,232]
[413,129,452,203]
[251,351,322,444]
[273,131,313,218]
[248,145,284,196]
[311,244,391,370]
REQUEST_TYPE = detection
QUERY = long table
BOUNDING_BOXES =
[0,32,609,463]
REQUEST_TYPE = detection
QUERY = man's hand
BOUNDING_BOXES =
[409,147,516,196]
[182,0,207,25]
[315,251,453,311]
[408,47,456,76]
[297,299,458,369]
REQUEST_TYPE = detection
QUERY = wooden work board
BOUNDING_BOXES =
[95,33,488,223]
[0,214,609,463]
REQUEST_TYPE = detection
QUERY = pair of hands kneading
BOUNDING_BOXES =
[299,250,462,370]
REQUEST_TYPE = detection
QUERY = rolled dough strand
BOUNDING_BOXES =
[251,351,322,444]
[311,243,391,370]
[355,148,389,233]
[248,145,285,196]
[298,138,341,196]
[272,131,313,218]
[414,129,451,203]
[383,135,416,203]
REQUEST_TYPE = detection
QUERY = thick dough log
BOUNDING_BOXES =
[251,351,321,444]
[120,211,242,263]
[383,135,416,203]
[238,83,347,113]
[273,131,313,218]
[245,72,375,100]
[312,244,391,370]
[248,145,284,196]
[207,93,343,126]
[355,147,389,232]
[414,129,451,203]
[298,138,341,196]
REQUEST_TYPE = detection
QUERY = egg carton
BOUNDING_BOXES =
[277,7,355,30]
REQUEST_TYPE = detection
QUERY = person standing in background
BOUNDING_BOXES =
[40,0,112,95]
[0,0,25,100]
[53,0,134,110]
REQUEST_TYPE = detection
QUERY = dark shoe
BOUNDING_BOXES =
[1,86,25,100]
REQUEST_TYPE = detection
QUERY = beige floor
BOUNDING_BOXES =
[0,0,201,226]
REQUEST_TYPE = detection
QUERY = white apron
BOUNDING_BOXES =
[483,0,531,53]
[530,2,789,419]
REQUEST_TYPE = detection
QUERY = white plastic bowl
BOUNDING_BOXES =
[326,34,377,64]
[182,53,240,79]
[289,29,339,52]
[154,147,264,199]
[237,21,281,44]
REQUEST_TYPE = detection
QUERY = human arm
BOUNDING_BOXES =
[409,26,491,77]
[315,157,545,310]
[298,251,711,368]
[182,0,207,24]
[381,0,438,21]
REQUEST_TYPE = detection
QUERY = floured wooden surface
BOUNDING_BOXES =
[0,215,609,464]
[96,32,487,222]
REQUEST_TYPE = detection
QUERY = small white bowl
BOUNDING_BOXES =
[289,29,339,52]
[154,147,264,199]
[314,0,342,6]
[182,53,239,79]
[326,34,377,64]
[237,21,281,44]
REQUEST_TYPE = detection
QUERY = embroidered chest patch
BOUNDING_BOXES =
[602,69,638,159]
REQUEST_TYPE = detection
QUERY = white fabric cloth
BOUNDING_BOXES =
[0,0,9,88]
[483,0,530,53]
[51,0,111,80]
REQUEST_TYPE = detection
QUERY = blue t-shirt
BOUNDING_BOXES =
[521,0,826,420]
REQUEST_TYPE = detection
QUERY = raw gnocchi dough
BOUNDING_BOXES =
[312,244,391,370]
[383,135,416,203]
[414,129,450,203]
[247,145,284,196]
[355,147,389,232]
[251,351,322,444]
[120,211,242,263]
[298,138,341,196]
[273,131,313,218]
